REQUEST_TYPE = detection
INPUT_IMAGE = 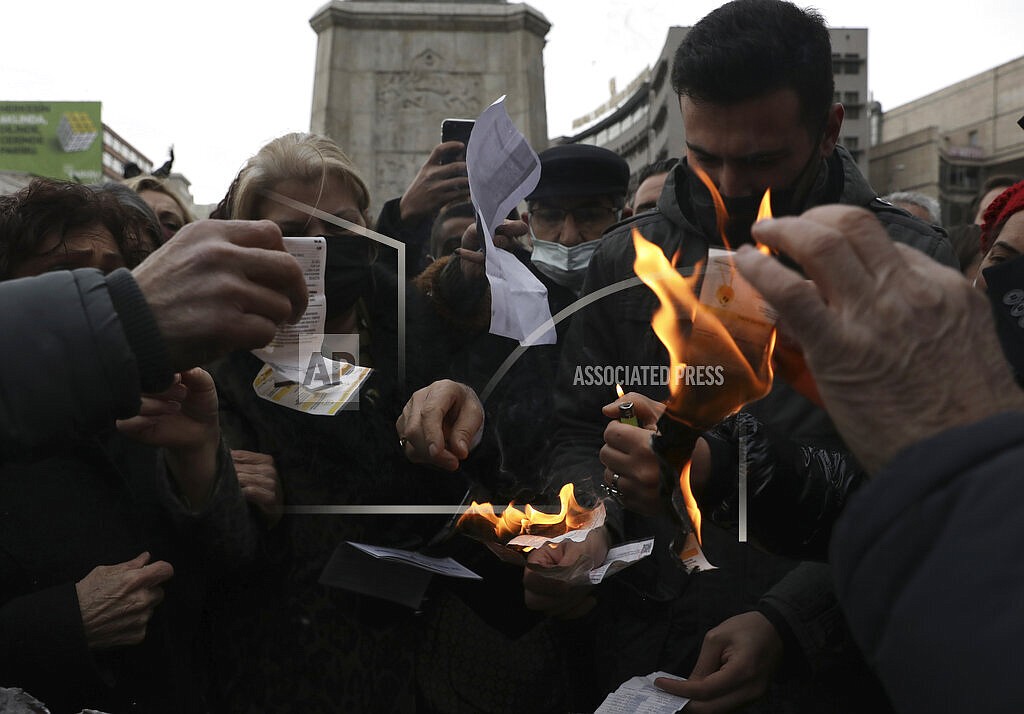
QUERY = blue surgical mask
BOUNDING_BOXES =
[529,231,601,293]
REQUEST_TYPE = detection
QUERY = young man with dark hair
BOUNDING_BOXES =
[529,0,955,710]
[630,158,679,213]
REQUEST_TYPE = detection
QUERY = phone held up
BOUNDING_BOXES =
[440,118,474,164]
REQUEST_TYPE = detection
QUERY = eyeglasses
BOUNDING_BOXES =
[530,205,619,237]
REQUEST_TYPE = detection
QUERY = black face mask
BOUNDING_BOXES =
[983,253,1024,383]
[324,234,373,320]
[719,180,810,247]
[690,131,827,248]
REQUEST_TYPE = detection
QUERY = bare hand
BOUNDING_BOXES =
[600,392,714,515]
[398,142,471,223]
[523,526,609,618]
[655,611,782,713]
[740,205,1024,475]
[396,379,484,471]
[117,368,221,509]
[232,449,283,527]
[75,552,174,650]
[454,219,529,280]
[132,219,307,371]
[116,368,219,450]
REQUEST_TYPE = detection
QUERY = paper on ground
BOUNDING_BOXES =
[466,96,556,346]
[596,671,689,713]
[588,538,655,584]
[347,542,482,579]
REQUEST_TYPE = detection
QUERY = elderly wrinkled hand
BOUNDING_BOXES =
[132,219,307,372]
[75,552,174,650]
[396,379,484,471]
[738,205,1024,475]
[232,449,283,527]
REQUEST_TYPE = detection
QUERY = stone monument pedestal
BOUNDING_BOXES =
[310,0,550,206]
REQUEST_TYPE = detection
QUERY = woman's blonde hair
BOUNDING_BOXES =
[123,175,196,224]
[229,132,371,224]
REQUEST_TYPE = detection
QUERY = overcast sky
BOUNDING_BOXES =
[2,0,1021,204]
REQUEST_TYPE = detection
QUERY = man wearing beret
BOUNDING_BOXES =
[522,144,631,297]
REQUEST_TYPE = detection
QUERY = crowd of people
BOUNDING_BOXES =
[2,0,1023,712]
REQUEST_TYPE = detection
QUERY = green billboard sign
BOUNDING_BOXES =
[0,101,103,183]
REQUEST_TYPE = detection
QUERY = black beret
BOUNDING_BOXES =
[527,144,630,201]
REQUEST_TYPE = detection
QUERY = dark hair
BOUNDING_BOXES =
[0,178,151,278]
[430,201,475,258]
[630,158,680,198]
[971,174,1021,219]
[671,0,833,134]
[93,181,163,249]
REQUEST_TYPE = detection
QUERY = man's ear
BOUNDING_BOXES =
[819,102,845,157]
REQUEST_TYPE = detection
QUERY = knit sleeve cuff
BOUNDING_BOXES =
[104,268,174,392]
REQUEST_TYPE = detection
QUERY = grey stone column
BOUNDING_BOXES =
[310,0,550,209]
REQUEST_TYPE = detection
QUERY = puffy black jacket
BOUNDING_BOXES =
[545,147,955,676]
[0,268,170,454]
[831,411,1024,714]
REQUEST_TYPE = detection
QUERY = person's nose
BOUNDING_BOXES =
[717,164,753,199]
[559,211,585,247]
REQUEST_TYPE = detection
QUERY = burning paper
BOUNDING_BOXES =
[633,233,776,430]
[456,483,605,552]
[635,182,779,572]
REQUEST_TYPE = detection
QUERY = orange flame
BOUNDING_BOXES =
[632,198,778,544]
[456,483,594,545]
[615,382,625,398]
[678,460,701,544]
[632,230,772,425]
[693,167,730,249]
[756,189,774,254]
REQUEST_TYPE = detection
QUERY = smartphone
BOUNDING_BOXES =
[440,118,474,164]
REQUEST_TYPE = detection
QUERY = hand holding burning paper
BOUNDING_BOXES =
[633,183,779,570]
[523,527,611,617]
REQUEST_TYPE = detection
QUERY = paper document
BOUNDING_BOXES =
[589,538,655,584]
[466,96,556,346]
[596,671,689,713]
[347,542,482,579]
[252,236,326,369]
[251,236,372,414]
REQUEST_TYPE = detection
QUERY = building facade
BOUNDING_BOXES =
[101,124,153,182]
[558,27,870,185]
[868,54,1024,226]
